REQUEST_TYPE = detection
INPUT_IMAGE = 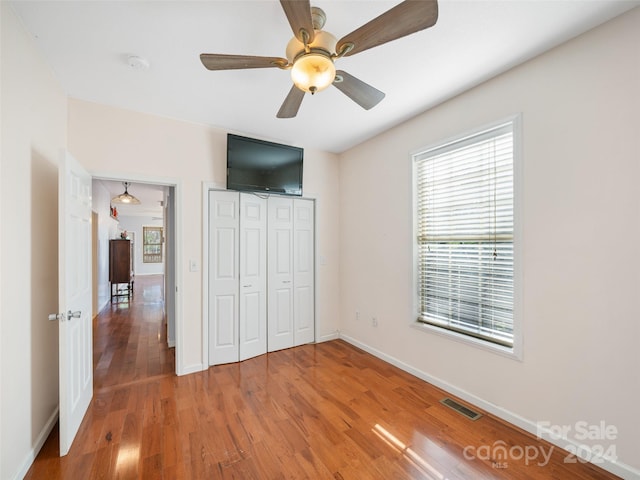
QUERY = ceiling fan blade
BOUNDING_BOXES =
[277,86,305,118]
[200,53,288,70]
[336,0,438,57]
[333,70,385,110]
[280,0,315,44]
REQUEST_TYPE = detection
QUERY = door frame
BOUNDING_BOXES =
[93,171,184,375]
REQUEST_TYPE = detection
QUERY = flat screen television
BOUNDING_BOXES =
[226,133,303,196]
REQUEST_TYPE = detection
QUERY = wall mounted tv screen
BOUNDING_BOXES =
[226,134,303,196]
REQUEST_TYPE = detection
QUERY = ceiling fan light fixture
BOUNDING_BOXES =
[200,1,438,117]
[291,53,336,94]
[112,182,141,205]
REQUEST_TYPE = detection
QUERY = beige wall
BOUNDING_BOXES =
[338,8,640,476]
[1,4,68,478]
[3,1,638,478]
[92,180,119,313]
[68,99,342,373]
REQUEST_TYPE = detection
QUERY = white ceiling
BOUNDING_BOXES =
[10,0,638,153]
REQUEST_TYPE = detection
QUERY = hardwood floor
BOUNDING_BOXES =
[25,275,618,479]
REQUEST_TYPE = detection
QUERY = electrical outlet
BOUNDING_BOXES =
[372,317,378,327]
[356,311,360,320]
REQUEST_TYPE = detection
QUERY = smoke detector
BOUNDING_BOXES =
[127,55,150,70]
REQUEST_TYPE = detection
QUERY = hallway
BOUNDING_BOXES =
[25,275,175,478]
[94,275,174,391]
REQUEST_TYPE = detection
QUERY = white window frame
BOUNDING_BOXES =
[143,225,163,263]
[411,114,523,360]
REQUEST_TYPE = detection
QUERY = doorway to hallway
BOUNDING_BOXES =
[94,274,174,390]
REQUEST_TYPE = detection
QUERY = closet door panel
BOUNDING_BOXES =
[275,230,292,273]
[241,291,261,341]
[275,287,293,332]
[239,194,267,361]
[268,197,294,352]
[208,191,240,365]
[214,295,236,347]
[294,199,315,346]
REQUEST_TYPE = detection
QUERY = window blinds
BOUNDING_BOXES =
[415,123,514,347]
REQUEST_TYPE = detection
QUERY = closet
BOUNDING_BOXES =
[208,190,315,366]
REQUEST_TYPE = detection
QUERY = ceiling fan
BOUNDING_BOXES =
[200,0,438,118]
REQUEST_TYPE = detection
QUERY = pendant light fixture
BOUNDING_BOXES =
[111,182,141,205]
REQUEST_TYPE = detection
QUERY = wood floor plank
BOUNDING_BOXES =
[24,274,620,479]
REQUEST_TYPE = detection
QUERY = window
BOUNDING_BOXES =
[413,118,519,350]
[143,226,163,263]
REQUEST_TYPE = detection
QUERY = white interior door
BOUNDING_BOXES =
[58,150,93,456]
[293,199,315,346]
[267,197,294,352]
[208,191,240,365]
[239,194,267,361]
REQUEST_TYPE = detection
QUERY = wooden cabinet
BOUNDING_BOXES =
[110,239,133,299]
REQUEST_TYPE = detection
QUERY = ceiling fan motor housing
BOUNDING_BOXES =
[310,6,327,30]
[285,30,337,63]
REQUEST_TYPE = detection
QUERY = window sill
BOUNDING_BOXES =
[411,321,522,361]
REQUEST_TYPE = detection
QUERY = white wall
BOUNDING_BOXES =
[92,180,119,313]
[117,215,164,276]
[338,8,640,476]
[4,1,635,478]
[68,100,342,374]
[0,4,68,479]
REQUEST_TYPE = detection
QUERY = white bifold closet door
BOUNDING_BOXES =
[238,194,268,361]
[267,196,295,352]
[293,199,315,346]
[208,190,240,365]
[209,191,267,365]
[267,196,315,351]
[209,191,314,364]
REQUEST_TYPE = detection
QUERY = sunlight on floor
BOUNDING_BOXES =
[114,300,130,309]
[142,284,162,302]
[115,444,140,472]
[372,424,447,480]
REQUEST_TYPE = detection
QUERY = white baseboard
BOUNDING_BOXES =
[97,298,110,315]
[316,330,340,343]
[13,407,59,480]
[178,362,205,376]
[338,333,640,480]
